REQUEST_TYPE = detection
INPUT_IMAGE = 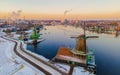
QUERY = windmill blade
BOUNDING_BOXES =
[86,36,99,39]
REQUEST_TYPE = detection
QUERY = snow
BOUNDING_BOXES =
[14,58,22,64]
[73,67,94,75]
[0,32,6,36]
[0,37,45,75]
[25,29,33,33]
[54,63,95,75]
[54,63,70,73]
[14,65,45,75]
[0,62,20,75]
[13,34,20,39]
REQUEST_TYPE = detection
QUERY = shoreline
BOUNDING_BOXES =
[2,36,67,75]
[0,36,44,75]
[0,29,95,75]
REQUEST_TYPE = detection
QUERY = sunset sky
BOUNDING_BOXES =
[1,0,120,19]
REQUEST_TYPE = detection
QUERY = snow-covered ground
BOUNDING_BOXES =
[54,63,94,75]
[12,33,20,39]
[0,37,45,75]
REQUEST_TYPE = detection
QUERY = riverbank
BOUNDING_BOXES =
[0,37,44,75]
[0,25,96,75]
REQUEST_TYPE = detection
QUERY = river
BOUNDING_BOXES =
[27,25,120,75]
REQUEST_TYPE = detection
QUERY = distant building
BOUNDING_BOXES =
[63,19,69,25]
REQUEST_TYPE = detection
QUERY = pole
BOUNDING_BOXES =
[84,21,87,53]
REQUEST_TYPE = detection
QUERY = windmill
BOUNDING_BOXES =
[72,21,97,74]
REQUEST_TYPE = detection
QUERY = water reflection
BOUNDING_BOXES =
[27,25,120,75]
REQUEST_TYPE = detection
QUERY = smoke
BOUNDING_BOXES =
[10,10,22,20]
[64,9,72,16]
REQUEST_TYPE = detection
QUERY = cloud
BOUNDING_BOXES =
[64,9,72,15]
[10,10,22,19]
